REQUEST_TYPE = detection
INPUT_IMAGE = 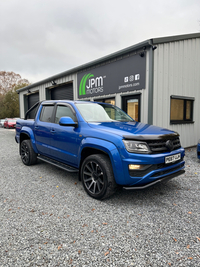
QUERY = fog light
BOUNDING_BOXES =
[129,164,151,171]
[129,164,142,170]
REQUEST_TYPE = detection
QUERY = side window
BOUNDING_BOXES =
[40,105,54,122]
[55,105,76,124]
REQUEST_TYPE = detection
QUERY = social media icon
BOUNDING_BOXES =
[124,77,128,83]
[135,74,140,80]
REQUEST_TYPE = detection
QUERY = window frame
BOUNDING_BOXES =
[170,95,194,124]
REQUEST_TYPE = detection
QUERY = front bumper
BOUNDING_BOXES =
[118,147,185,186]
[8,124,16,128]
[123,169,185,190]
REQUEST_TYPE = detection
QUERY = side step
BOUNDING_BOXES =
[37,155,79,173]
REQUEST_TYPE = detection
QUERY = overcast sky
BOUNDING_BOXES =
[0,0,199,84]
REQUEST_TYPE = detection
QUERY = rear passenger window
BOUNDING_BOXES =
[55,105,76,124]
[40,106,54,122]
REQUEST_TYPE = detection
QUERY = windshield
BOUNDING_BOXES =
[76,103,134,122]
[8,120,16,123]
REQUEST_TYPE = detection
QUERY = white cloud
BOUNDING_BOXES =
[0,0,199,83]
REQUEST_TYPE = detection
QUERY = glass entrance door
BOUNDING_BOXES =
[122,95,141,122]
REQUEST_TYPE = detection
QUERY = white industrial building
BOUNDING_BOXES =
[17,32,200,148]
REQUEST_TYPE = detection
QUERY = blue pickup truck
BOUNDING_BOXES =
[15,100,185,199]
[197,140,200,159]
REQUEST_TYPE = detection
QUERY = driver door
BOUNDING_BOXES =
[50,104,81,166]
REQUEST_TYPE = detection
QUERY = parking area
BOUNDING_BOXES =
[0,128,199,266]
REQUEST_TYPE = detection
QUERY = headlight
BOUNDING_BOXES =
[123,140,150,153]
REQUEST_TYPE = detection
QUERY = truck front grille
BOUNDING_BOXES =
[147,137,181,153]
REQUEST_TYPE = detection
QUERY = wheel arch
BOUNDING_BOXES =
[19,127,38,154]
[78,138,125,184]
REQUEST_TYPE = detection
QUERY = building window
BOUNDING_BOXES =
[170,96,194,124]
[94,98,115,105]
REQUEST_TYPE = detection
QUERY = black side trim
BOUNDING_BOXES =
[123,170,185,190]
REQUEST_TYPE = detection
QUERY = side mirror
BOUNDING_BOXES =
[59,117,78,127]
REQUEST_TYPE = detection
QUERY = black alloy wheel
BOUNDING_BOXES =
[20,140,37,166]
[81,154,117,200]
[21,141,30,165]
[83,160,104,195]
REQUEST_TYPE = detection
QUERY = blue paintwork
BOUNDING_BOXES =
[15,100,185,187]
[197,140,200,159]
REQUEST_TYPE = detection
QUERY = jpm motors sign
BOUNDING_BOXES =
[78,53,146,98]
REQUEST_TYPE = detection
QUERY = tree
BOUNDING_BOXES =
[0,82,30,119]
[0,71,30,94]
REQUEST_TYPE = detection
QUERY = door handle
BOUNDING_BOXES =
[35,126,39,129]
[50,129,56,134]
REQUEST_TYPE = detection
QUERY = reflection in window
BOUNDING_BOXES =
[40,106,54,122]
[170,99,184,121]
[186,101,192,120]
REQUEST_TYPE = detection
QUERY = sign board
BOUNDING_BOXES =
[78,53,146,98]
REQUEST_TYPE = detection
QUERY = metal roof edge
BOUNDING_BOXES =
[16,39,151,93]
[152,32,200,45]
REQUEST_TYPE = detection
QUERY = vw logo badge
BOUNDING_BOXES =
[166,140,174,151]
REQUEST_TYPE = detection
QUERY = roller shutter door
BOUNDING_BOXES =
[28,93,39,119]
[28,92,39,109]
[51,83,73,100]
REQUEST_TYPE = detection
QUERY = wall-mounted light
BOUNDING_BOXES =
[51,80,57,86]
[139,46,146,57]
[27,89,31,93]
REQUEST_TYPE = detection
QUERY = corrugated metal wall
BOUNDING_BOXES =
[153,37,200,147]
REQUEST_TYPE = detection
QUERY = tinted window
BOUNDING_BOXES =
[55,105,76,124]
[40,106,54,122]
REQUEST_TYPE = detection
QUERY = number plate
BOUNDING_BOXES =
[165,153,181,164]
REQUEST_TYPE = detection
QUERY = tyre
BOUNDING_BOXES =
[20,140,37,166]
[81,154,117,200]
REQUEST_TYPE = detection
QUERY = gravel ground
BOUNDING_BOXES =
[0,128,199,267]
